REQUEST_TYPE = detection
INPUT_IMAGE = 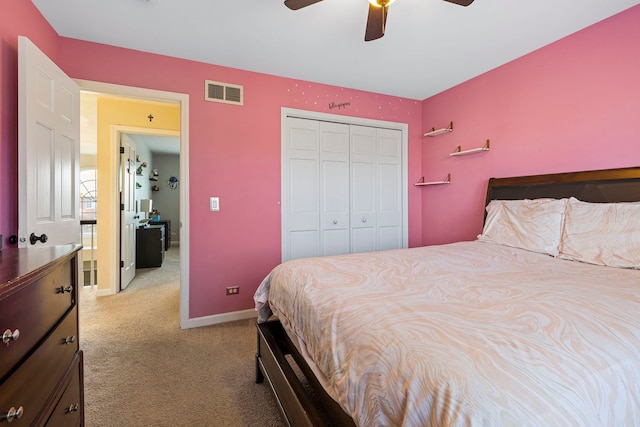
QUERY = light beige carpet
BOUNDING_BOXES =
[79,246,286,427]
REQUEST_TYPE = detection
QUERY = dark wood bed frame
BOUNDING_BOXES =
[256,166,640,427]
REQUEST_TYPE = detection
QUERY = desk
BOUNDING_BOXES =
[149,220,171,251]
[136,225,165,268]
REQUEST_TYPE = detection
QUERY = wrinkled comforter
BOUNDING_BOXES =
[254,241,640,426]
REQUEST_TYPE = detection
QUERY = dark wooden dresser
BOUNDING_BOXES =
[0,244,84,426]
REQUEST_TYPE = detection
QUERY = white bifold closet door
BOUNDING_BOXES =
[283,117,403,262]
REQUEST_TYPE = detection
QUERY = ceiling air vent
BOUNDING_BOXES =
[205,80,243,106]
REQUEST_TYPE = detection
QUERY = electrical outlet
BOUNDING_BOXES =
[226,286,239,295]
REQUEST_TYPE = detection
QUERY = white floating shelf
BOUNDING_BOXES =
[424,121,453,137]
[415,174,451,186]
[449,140,491,157]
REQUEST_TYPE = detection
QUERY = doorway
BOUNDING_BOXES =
[77,79,190,329]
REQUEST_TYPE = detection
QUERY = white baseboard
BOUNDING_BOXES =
[92,287,115,297]
[181,308,256,329]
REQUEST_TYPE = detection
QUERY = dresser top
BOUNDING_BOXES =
[0,244,82,298]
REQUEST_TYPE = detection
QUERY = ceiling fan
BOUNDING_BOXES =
[284,0,475,41]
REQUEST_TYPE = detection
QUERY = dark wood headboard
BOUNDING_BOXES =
[485,167,640,206]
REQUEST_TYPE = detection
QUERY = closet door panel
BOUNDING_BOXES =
[290,230,319,259]
[284,117,320,261]
[320,122,350,256]
[350,161,377,252]
[351,227,375,254]
[378,225,402,251]
[288,158,319,229]
[377,129,403,250]
[350,126,377,252]
[350,125,377,244]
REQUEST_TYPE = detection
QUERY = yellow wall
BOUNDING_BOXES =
[95,96,180,292]
[99,97,180,130]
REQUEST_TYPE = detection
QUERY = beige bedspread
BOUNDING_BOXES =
[254,241,640,426]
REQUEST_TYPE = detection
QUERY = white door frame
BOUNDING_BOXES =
[76,79,190,329]
[281,107,409,260]
[114,126,180,291]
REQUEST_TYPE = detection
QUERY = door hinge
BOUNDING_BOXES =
[120,147,125,154]
[120,204,125,211]
[120,260,124,268]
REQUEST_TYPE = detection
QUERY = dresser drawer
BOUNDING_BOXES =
[45,351,84,427]
[0,260,75,380]
[0,307,79,426]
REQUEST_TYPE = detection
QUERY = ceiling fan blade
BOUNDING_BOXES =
[284,0,323,10]
[365,3,388,42]
[442,0,474,6]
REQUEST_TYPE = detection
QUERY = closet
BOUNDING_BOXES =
[282,115,405,262]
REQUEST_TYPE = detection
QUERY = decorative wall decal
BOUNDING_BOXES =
[329,102,351,110]
[168,176,179,190]
[286,82,420,121]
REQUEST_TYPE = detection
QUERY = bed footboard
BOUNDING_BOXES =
[255,320,356,427]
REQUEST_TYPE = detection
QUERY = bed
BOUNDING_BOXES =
[254,166,640,427]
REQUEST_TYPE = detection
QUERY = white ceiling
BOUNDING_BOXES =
[34,0,639,100]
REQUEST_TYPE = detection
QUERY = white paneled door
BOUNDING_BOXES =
[120,135,137,290]
[18,36,80,248]
[283,114,405,262]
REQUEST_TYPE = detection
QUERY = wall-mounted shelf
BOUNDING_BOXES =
[415,174,451,186]
[424,121,453,137]
[450,139,490,156]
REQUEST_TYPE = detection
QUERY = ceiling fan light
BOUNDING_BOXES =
[368,0,395,8]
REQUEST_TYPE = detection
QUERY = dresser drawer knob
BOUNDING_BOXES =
[2,329,20,346]
[66,403,79,414]
[56,285,74,294]
[63,336,76,345]
[1,406,24,423]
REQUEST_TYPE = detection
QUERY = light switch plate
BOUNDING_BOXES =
[210,197,220,211]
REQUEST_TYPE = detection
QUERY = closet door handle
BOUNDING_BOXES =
[333,220,338,224]
[361,217,367,223]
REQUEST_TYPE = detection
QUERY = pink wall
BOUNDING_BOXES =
[3,2,639,320]
[57,42,423,317]
[0,0,59,244]
[0,3,423,319]
[420,5,640,245]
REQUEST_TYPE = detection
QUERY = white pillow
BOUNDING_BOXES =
[559,197,640,269]
[477,198,567,256]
